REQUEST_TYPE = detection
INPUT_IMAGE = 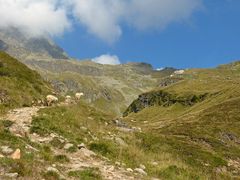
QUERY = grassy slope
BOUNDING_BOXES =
[24,62,240,179]
[0,120,62,179]
[30,102,208,179]
[0,51,51,114]
[28,59,175,115]
[1,52,240,179]
[122,62,240,179]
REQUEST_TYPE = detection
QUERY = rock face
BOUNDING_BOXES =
[123,90,208,116]
[0,28,69,60]
[159,77,183,87]
[0,39,8,50]
[25,38,68,59]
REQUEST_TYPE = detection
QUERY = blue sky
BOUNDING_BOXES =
[53,0,240,69]
[0,1,239,69]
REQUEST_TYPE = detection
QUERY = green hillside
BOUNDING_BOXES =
[121,62,240,179]
[1,27,240,179]
[0,51,240,179]
[0,51,51,114]
[26,59,175,115]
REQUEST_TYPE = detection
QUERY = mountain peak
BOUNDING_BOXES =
[0,28,69,61]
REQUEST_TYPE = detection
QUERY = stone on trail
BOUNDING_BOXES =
[134,168,147,176]
[5,173,18,178]
[47,167,59,174]
[79,148,96,157]
[127,168,133,172]
[11,148,21,160]
[1,146,14,155]
[78,143,86,149]
[64,143,74,150]
[139,164,146,170]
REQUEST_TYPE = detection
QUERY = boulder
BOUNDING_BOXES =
[127,168,133,172]
[0,154,4,158]
[78,143,86,149]
[11,149,21,160]
[134,168,147,176]
[115,161,121,166]
[80,148,96,157]
[5,173,18,178]
[115,137,127,147]
[64,143,74,150]
[1,146,14,155]
[47,167,59,173]
[139,164,146,170]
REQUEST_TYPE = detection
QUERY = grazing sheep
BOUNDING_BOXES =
[65,95,72,104]
[46,95,58,106]
[66,95,71,100]
[75,92,84,100]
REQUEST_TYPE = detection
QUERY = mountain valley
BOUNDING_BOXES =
[0,29,240,179]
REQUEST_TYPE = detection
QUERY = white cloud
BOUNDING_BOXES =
[70,0,124,43]
[156,68,164,71]
[92,54,121,65]
[0,0,71,37]
[126,0,203,30]
[70,0,202,42]
[0,0,203,41]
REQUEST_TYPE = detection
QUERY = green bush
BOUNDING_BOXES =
[89,142,113,156]
[2,120,14,128]
[54,154,69,163]
[43,171,60,180]
[68,168,102,180]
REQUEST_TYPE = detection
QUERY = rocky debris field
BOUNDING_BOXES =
[0,107,147,180]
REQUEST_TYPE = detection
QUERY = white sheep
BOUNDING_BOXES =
[65,95,72,104]
[66,95,71,100]
[75,92,84,100]
[46,95,58,106]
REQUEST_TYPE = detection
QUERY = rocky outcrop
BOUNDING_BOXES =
[25,38,68,59]
[0,90,10,104]
[0,28,68,60]
[0,40,8,51]
[159,77,183,87]
[123,90,208,116]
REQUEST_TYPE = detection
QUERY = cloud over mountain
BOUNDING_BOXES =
[0,0,202,42]
[0,0,71,37]
[92,54,121,65]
